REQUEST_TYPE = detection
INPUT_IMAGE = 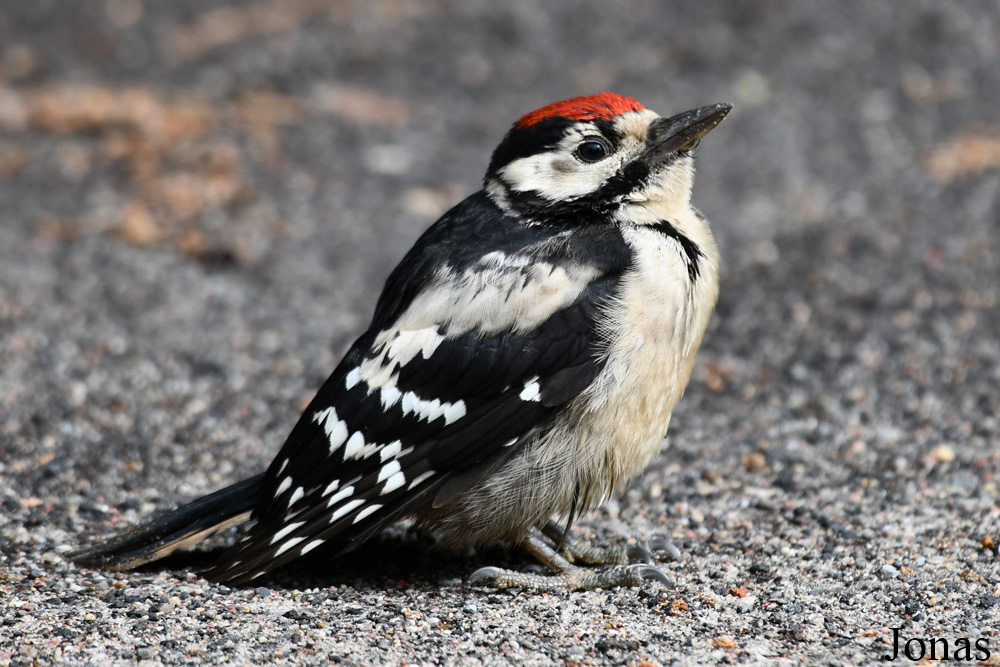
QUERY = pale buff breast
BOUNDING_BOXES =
[572,217,720,497]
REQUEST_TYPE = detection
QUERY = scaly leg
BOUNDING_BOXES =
[469,527,674,591]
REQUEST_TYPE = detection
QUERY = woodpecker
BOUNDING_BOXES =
[72,93,730,590]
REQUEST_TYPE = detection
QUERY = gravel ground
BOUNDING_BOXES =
[2,1,999,665]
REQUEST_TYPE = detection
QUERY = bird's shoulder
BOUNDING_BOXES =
[371,190,632,330]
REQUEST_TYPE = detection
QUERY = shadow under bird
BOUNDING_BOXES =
[72,93,731,590]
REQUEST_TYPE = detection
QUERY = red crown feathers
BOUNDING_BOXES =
[515,92,645,129]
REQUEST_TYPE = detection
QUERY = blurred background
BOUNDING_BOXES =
[3,0,997,495]
[0,1,998,663]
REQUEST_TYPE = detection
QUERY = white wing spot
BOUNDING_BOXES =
[345,367,361,389]
[380,385,402,409]
[520,377,541,402]
[343,431,365,459]
[270,521,305,545]
[276,458,289,476]
[322,479,340,496]
[274,476,292,498]
[284,506,306,520]
[379,440,402,462]
[381,471,406,495]
[326,485,355,508]
[275,536,306,557]
[300,539,325,555]
[400,391,465,424]
[314,407,349,454]
[419,397,441,422]
[353,504,382,523]
[287,486,304,507]
[407,469,435,490]
[377,460,402,483]
[401,391,416,416]
[503,438,518,447]
[329,499,364,523]
[443,400,467,424]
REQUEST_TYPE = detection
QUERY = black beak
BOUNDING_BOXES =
[645,103,732,162]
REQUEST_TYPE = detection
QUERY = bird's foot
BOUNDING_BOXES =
[557,536,682,566]
[467,528,677,591]
[541,519,683,566]
[469,563,671,591]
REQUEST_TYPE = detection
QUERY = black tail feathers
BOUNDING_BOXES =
[70,475,263,572]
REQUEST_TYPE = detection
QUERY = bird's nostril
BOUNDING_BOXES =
[647,118,674,145]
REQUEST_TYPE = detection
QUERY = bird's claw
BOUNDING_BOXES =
[632,564,673,587]
[624,538,682,565]
[647,537,683,562]
[626,543,654,564]
[468,566,502,584]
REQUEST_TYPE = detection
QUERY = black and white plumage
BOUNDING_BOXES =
[72,93,730,589]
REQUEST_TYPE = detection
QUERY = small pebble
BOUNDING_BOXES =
[929,444,955,463]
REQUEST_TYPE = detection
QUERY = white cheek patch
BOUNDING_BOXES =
[499,110,658,204]
[501,151,617,202]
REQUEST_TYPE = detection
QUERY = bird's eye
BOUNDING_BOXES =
[574,139,610,163]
